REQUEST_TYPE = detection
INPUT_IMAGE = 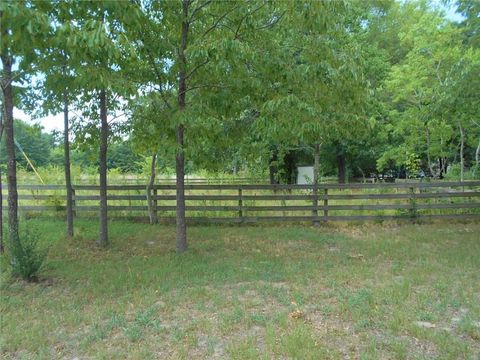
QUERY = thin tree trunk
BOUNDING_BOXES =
[1,55,19,245]
[98,89,109,247]
[63,94,74,237]
[175,0,189,253]
[426,126,435,178]
[475,136,479,169]
[269,150,279,194]
[438,158,444,179]
[146,153,158,225]
[337,153,346,184]
[312,143,320,227]
[357,166,366,183]
[175,125,186,252]
[0,115,4,253]
[313,143,320,186]
[269,152,278,185]
[233,159,238,176]
[459,122,465,182]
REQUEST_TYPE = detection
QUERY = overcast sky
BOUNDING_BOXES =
[13,0,464,134]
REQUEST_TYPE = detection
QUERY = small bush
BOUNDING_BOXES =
[9,228,49,282]
[444,163,480,180]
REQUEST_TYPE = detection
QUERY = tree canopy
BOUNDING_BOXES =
[1,0,479,250]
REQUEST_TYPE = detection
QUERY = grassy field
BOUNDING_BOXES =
[1,220,480,359]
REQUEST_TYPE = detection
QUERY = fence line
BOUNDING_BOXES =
[2,181,480,224]
[5,180,479,190]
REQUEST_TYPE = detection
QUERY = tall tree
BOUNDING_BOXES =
[127,0,281,252]
[0,102,4,253]
[252,1,372,184]
[33,3,80,238]
[0,1,51,246]
[56,0,138,246]
[379,6,467,178]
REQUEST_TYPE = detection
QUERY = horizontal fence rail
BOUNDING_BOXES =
[2,181,480,224]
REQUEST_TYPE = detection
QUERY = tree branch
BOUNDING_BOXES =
[255,10,287,31]
[189,0,213,23]
[185,58,210,80]
[71,110,87,123]
[137,27,173,110]
[202,4,240,38]
[180,83,230,96]
[107,111,127,124]
[233,3,266,40]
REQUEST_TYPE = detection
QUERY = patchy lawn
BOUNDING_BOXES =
[1,219,480,359]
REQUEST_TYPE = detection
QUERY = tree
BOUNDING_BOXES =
[0,101,4,253]
[129,93,175,224]
[126,0,282,252]
[28,2,83,238]
[379,5,469,179]
[53,0,138,246]
[252,1,374,185]
[456,0,480,47]
[0,1,51,247]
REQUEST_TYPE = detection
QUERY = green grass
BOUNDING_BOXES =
[1,220,480,359]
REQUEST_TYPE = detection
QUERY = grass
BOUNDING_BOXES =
[1,219,480,359]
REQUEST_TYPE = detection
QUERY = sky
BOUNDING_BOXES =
[13,0,465,133]
[14,108,63,133]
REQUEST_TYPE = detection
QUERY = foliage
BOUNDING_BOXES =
[9,226,49,282]
[3,0,480,251]
[0,119,54,169]
[404,152,421,178]
[8,0,480,185]
[444,163,480,180]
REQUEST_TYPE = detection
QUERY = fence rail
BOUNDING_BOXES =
[2,181,480,224]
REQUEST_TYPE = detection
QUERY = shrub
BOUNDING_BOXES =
[9,228,49,282]
[444,163,480,181]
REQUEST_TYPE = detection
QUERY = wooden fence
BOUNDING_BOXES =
[2,181,480,223]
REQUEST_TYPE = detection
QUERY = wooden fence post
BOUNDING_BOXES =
[238,187,243,222]
[409,186,417,221]
[323,188,328,222]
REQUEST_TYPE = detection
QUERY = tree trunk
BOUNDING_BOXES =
[0,115,4,253]
[98,89,109,247]
[64,94,74,237]
[175,0,189,253]
[268,150,279,194]
[313,143,320,186]
[146,153,158,225]
[283,151,297,185]
[175,125,186,252]
[269,150,278,184]
[459,122,465,182]
[426,126,435,178]
[438,158,444,179]
[475,136,480,170]
[337,152,346,184]
[1,55,19,245]
[312,143,320,227]
[357,166,366,183]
